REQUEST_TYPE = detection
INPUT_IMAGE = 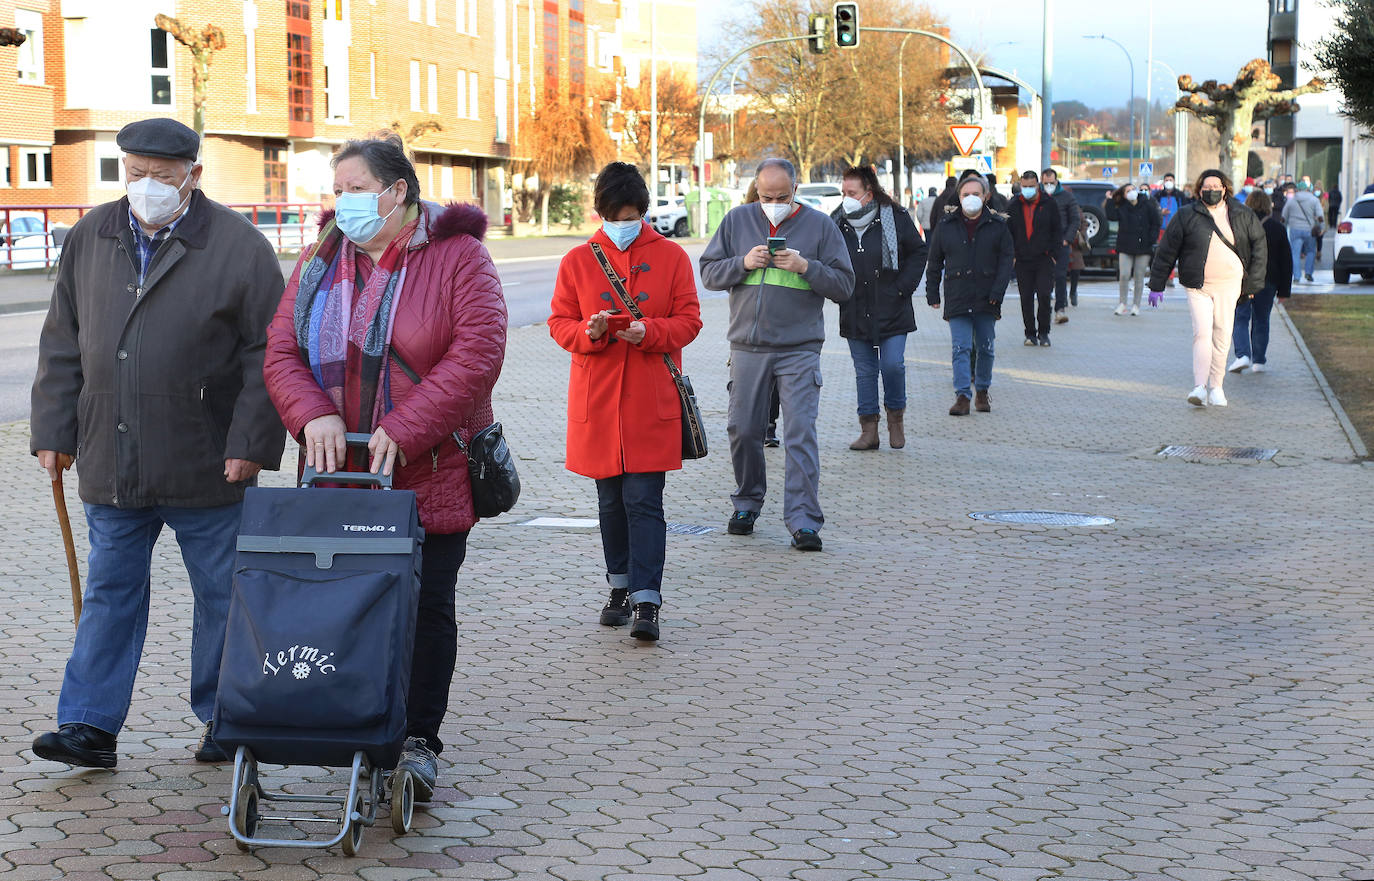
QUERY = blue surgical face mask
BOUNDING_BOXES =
[602,218,642,250]
[334,181,399,244]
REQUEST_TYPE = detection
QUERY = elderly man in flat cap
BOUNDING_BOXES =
[29,117,286,768]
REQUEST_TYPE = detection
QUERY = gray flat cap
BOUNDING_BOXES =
[116,118,200,162]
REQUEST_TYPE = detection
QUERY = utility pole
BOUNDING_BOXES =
[649,0,658,197]
[1041,0,1053,170]
[897,34,912,202]
[1143,0,1153,178]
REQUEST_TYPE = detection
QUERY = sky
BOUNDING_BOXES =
[695,0,1270,109]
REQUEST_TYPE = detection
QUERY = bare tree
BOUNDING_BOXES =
[0,27,27,47]
[1172,59,1324,184]
[517,99,614,232]
[154,15,227,138]
[608,73,702,171]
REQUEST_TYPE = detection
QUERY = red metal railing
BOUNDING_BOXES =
[0,202,324,271]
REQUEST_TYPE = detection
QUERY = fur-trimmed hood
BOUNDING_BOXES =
[316,200,488,244]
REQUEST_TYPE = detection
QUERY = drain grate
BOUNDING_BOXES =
[969,510,1116,527]
[1158,445,1277,461]
[666,523,714,536]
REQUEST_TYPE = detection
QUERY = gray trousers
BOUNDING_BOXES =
[727,348,824,533]
[1118,253,1151,306]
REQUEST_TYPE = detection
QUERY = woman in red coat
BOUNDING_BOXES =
[263,134,506,800]
[548,162,702,641]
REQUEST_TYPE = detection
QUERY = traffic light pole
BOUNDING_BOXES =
[695,28,987,236]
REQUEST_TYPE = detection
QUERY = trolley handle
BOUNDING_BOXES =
[299,432,393,489]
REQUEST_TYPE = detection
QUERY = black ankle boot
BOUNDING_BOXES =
[599,588,631,626]
[630,603,660,641]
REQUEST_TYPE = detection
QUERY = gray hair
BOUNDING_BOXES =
[756,157,798,185]
[957,171,988,197]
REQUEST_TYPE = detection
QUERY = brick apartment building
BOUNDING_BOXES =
[1,0,696,223]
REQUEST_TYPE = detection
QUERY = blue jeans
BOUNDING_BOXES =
[58,502,242,735]
[1289,228,1317,279]
[949,313,997,398]
[847,335,907,415]
[1233,284,1278,364]
[596,472,666,607]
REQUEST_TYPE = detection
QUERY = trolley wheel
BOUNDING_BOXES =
[390,769,415,833]
[233,783,259,851]
[340,791,366,856]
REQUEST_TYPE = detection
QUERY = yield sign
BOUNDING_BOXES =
[949,124,983,157]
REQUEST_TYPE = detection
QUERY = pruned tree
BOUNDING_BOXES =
[1313,0,1374,132]
[154,15,226,138]
[607,72,702,171]
[389,119,444,149]
[1172,59,1324,185]
[517,98,614,232]
[0,27,27,47]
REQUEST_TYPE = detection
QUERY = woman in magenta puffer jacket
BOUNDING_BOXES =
[263,134,506,801]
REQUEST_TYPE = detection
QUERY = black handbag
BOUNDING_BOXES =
[388,349,521,518]
[590,243,708,460]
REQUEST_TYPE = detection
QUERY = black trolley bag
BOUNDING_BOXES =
[214,434,424,855]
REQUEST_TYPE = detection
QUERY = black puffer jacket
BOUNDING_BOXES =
[832,203,926,342]
[925,207,1015,320]
[1149,198,1267,296]
[1007,190,1063,259]
[1105,196,1162,256]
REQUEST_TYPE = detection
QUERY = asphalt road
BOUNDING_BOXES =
[0,238,712,424]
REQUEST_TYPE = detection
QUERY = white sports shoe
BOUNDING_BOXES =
[1114,304,1129,316]
[1208,387,1228,407]
[1130,304,1140,316]
[1249,362,1267,373]
[1227,355,1252,373]
[1187,386,1207,407]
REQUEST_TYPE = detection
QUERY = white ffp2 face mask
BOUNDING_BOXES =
[961,195,984,215]
[761,201,792,226]
[128,168,194,227]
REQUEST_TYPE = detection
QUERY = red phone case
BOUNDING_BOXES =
[606,314,632,333]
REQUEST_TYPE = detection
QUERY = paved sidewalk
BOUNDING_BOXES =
[3,282,1373,881]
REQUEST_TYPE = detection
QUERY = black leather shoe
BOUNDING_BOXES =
[599,588,632,626]
[194,722,228,763]
[32,723,117,768]
[791,529,823,551]
[630,603,660,641]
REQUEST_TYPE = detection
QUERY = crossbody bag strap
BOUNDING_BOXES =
[1204,213,1244,264]
[388,346,469,454]
[589,243,683,379]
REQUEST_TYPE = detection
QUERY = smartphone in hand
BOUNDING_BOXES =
[605,313,633,334]
[767,236,787,255]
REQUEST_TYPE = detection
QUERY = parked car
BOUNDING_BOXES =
[1,213,47,245]
[236,206,315,251]
[795,182,843,214]
[647,196,688,238]
[796,194,825,211]
[1333,194,1374,284]
[0,214,65,270]
[1060,181,1118,274]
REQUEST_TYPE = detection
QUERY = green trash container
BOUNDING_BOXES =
[684,189,735,237]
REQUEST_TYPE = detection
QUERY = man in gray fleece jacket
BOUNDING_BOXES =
[699,158,855,551]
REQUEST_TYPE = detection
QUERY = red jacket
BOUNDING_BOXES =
[264,202,507,534]
[549,223,702,479]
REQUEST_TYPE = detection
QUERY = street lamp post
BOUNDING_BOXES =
[1042,0,1053,171]
[897,33,912,202]
[1153,58,1186,183]
[1143,0,1152,175]
[1084,34,1134,180]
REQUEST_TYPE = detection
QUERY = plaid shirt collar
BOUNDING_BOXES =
[128,207,185,283]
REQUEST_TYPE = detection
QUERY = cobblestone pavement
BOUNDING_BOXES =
[3,281,1373,881]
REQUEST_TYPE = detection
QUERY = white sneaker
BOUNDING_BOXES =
[1227,355,1252,373]
[1249,362,1266,373]
[1208,387,1228,407]
[1187,386,1207,407]
[1114,304,1129,316]
[1130,305,1140,316]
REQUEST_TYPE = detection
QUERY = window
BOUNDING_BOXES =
[286,3,313,135]
[264,141,288,202]
[568,0,585,98]
[493,0,507,72]
[494,78,508,142]
[466,0,477,34]
[410,60,421,111]
[15,9,42,84]
[426,63,438,113]
[409,0,421,21]
[1,148,10,187]
[427,0,437,25]
[1350,200,1374,219]
[455,70,467,117]
[150,28,172,105]
[543,1,558,97]
[468,71,479,120]
[440,160,453,199]
[19,148,51,187]
[324,0,345,19]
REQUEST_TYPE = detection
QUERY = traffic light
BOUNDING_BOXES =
[807,13,829,55]
[833,2,859,48]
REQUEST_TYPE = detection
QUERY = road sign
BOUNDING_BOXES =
[949,125,982,157]
[975,154,994,175]
[1102,166,1117,178]
[1139,161,1154,178]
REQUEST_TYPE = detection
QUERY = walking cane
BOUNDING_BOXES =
[51,471,82,629]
